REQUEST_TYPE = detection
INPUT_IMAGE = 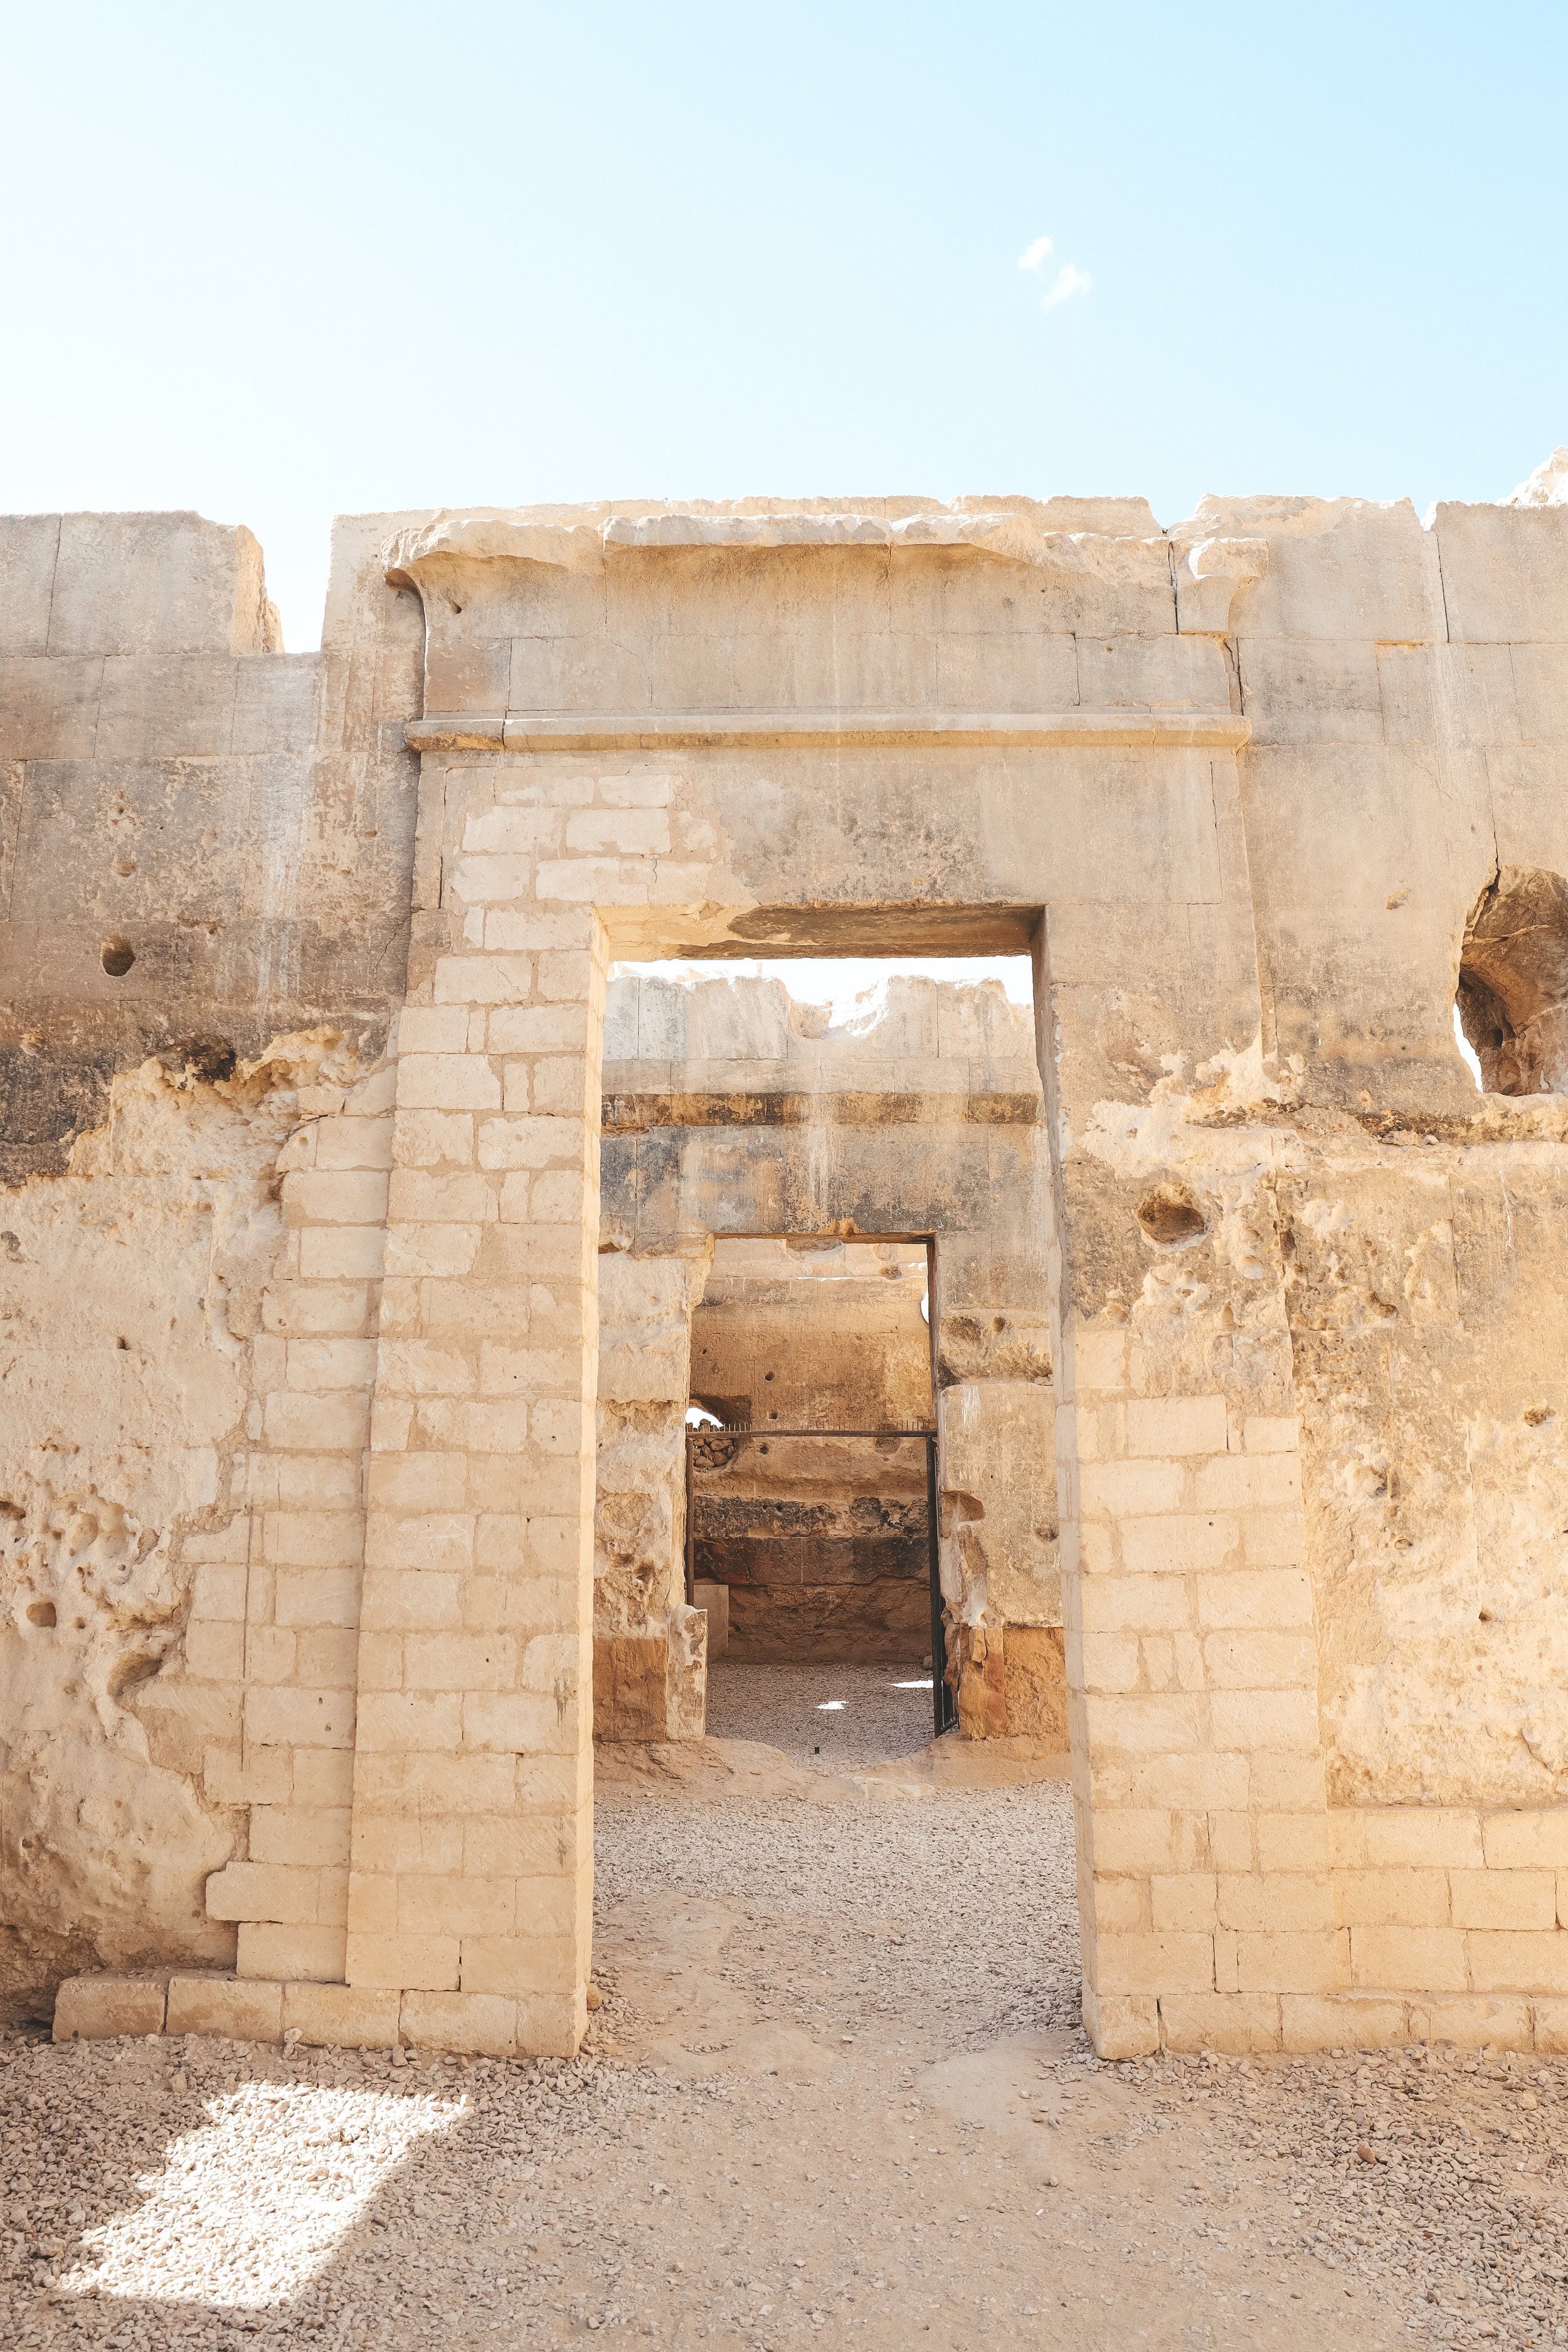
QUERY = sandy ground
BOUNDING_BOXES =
[704,1660,938,1769]
[4,1668,1567,2349]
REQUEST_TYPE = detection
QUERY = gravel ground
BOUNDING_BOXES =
[704,1661,936,1771]
[3,1761,1567,2351]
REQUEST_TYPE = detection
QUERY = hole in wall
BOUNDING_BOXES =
[1457,867,1568,1095]
[168,1036,238,1083]
[26,1601,56,1629]
[1136,1182,1208,1247]
[100,940,136,977]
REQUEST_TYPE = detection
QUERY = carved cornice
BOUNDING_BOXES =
[404,709,1252,755]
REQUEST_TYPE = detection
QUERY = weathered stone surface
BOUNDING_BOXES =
[1002,1624,1069,1746]
[13,474,1568,2057]
[52,1972,167,2040]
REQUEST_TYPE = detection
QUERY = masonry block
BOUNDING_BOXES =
[53,1974,168,2042]
[166,1974,285,2042]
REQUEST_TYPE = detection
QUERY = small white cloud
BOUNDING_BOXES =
[1042,262,1092,311]
[1017,235,1053,273]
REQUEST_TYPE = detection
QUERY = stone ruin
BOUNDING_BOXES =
[5,480,1568,2062]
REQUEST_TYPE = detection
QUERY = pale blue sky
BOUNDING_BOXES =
[4,4,1565,648]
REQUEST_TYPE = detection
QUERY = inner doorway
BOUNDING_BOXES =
[592,945,1061,1769]
[684,1233,953,1761]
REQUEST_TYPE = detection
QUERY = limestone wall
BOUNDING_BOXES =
[0,512,420,2016]
[11,484,1568,2061]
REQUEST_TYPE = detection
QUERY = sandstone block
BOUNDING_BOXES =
[1531,1998,1568,2055]
[1209,1813,1253,1872]
[1208,1689,1320,1752]
[236,1925,348,1982]
[1239,1512,1308,1567]
[1481,1810,1568,1870]
[1466,1931,1568,1994]
[1333,1868,1451,1927]
[1191,1454,1302,1512]
[1201,1629,1317,1689]
[1194,1570,1313,1628]
[1089,1809,1205,1875]
[1349,1926,1469,1991]
[1093,1878,1147,1932]
[1234,1930,1343,1994]
[243,1685,356,1748]
[1279,1995,1409,2053]
[1332,1809,1485,1870]
[593,1632,670,1741]
[206,1861,324,1926]
[1254,1813,1332,1874]
[1123,1752,1251,1810]
[1219,1875,1332,1934]
[1095,1932,1216,1995]
[1081,1989,1159,2058]
[1118,1513,1239,1574]
[1002,1624,1067,1745]
[1121,1396,1227,1458]
[1083,1693,1203,1755]
[166,1974,284,2042]
[400,1989,517,2056]
[1158,1993,1281,2053]
[185,1621,245,1682]
[247,1807,352,1869]
[299,1226,388,1280]
[1078,1574,1191,1633]
[345,1932,462,1991]
[53,1974,167,2042]
[1080,1459,1187,1518]
[1064,1331,1125,1401]
[396,1875,516,1938]
[1450,1870,1557,1932]
[397,1007,470,1054]
[1242,1416,1300,1454]
[514,1991,587,2058]
[49,513,270,654]
[1406,1994,1533,2050]
[1149,1873,1217,1931]
[460,1932,579,1998]
[283,1982,401,2049]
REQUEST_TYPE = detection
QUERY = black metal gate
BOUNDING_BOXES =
[684,1424,956,1738]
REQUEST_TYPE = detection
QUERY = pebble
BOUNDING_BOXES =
[0,1662,1563,2348]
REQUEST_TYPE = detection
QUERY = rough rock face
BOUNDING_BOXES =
[0,1039,369,2013]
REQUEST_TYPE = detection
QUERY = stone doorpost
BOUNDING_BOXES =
[342,754,609,2055]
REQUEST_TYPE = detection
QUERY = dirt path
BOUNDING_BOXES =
[3,1741,1567,2349]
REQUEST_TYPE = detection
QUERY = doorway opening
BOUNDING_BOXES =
[591,945,1062,1769]
[683,1232,950,1762]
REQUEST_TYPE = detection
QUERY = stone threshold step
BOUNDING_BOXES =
[51,1972,580,2058]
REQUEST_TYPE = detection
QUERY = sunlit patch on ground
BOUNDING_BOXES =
[58,2080,462,2309]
